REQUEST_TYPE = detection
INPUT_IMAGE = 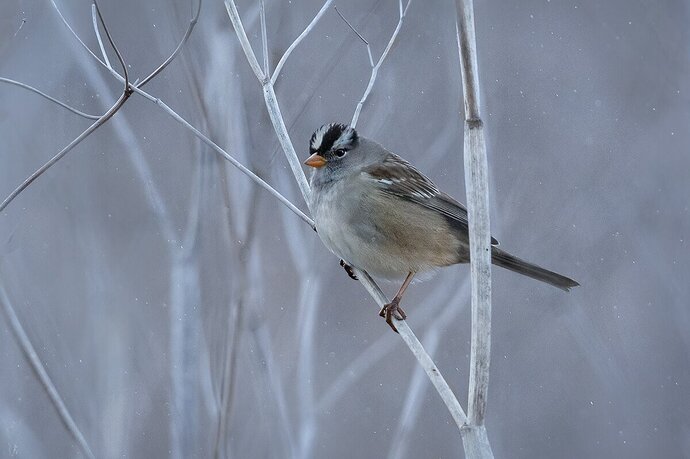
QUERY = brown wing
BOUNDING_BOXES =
[362,154,498,245]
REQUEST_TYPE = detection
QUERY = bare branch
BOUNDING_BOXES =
[154,95,315,230]
[271,0,335,85]
[0,287,95,459]
[260,0,269,77]
[51,1,314,229]
[351,0,412,128]
[387,330,440,459]
[355,270,469,428]
[137,0,202,88]
[261,84,313,210]
[91,4,112,68]
[0,77,100,120]
[93,1,129,85]
[54,0,203,90]
[224,0,266,82]
[52,0,108,68]
[318,278,464,412]
[334,6,373,67]
[1,2,132,214]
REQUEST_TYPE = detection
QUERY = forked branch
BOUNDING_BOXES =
[224,0,470,434]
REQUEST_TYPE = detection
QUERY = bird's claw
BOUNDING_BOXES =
[340,259,358,280]
[379,299,407,333]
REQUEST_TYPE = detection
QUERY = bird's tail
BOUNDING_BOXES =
[491,248,579,291]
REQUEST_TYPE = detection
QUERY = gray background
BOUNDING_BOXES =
[1,0,688,458]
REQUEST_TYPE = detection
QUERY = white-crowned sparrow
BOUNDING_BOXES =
[305,123,579,331]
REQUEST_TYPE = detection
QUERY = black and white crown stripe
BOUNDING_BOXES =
[310,123,359,154]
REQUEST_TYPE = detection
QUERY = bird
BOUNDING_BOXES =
[304,123,579,332]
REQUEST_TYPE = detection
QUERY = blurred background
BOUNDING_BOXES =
[1,0,688,457]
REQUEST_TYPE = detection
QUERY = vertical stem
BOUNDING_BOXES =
[455,0,494,457]
[464,123,491,426]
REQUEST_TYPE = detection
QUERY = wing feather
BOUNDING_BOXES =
[362,154,498,245]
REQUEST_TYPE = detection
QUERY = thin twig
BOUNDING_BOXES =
[387,331,441,459]
[155,96,316,230]
[1,2,132,214]
[355,270,469,428]
[93,1,129,85]
[334,6,374,67]
[91,4,111,68]
[351,0,412,128]
[229,6,316,206]
[0,77,100,120]
[224,0,266,82]
[0,92,129,213]
[260,0,269,77]
[271,0,335,85]
[261,84,313,211]
[387,282,469,458]
[334,6,368,45]
[52,0,109,69]
[137,0,202,88]
[49,0,314,229]
[317,277,463,412]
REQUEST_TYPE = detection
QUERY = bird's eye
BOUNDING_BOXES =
[334,149,347,157]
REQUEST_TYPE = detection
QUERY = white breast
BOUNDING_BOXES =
[310,180,412,280]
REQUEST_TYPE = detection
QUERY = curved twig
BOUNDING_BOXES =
[91,4,111,68]
[154,96,316,230]
[271,0,335,85]
[0,77,100,120]
[1,2,132,214]
[137,0,202,88]
[52,0,315,229]
[92,1,129,86]
[224,0,265,82]
[334,6,374,67]
[351,0,412,128]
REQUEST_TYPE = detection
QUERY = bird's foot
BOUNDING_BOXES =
[340,259,358,280]
[379,299,407,333]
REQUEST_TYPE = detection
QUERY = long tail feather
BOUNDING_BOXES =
[491,248,579,291]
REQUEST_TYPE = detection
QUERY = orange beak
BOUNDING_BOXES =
[304,153,327,168]
[304,153,328,169]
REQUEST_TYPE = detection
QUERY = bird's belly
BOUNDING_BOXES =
[317,221,411,279]
[313,190,461,280]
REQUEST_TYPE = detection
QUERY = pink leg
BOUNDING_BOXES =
[379,271,415,333]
